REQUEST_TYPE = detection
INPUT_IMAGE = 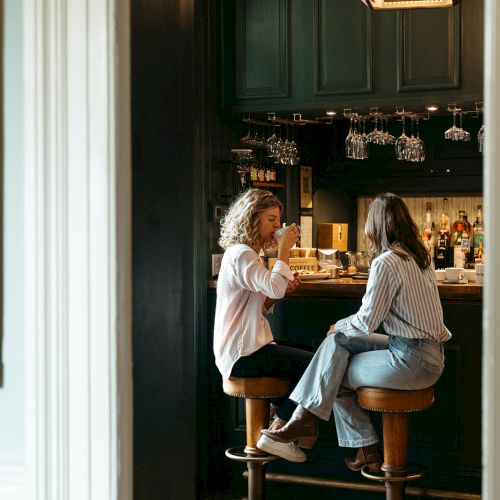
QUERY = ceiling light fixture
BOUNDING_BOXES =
[361,0,460,10]
[326,111,337,116]
[426,105,439,112]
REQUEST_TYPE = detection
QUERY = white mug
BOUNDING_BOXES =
[475,263,484,284]
[434,269,446,281]
[445,267,465,283]
[274,224,301,241]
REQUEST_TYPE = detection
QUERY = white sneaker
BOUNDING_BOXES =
[256,434,307,463]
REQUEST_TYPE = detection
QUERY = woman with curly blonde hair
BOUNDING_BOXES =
[214,189,314,462]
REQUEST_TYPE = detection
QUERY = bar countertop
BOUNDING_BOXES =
[208,278,482,302]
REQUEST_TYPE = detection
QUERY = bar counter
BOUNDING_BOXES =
[208,277,483,302]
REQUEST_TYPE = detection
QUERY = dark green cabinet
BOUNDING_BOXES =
[220,0,483,112]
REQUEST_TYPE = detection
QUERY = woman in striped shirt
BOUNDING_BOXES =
[259,193,452,471]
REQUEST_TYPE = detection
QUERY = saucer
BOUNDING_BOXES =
[442,279,468,284]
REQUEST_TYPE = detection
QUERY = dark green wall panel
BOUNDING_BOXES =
[397,7,460,92]
[315,0,373,95]
[236,0,290,98]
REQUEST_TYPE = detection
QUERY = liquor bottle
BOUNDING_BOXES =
[435,232,448,269]
[462,214,472,242]
[453,222,465,268]
[461,227,474,269]
[450,210,466,247]
[473,205,484,262]
[439,198,451,241]
[421,202,435,257]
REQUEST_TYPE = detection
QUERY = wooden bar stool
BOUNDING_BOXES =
[356,386,435,500]
[223,377,290,500]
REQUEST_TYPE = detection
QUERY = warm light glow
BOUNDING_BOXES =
[362,0,460,9]
[326,111,337,116]
[426,105,439,112]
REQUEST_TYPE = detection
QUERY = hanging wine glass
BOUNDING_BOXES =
[395,116,410,160]
[478,124,485,153]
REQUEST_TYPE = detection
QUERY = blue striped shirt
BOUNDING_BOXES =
[334,250,452,342]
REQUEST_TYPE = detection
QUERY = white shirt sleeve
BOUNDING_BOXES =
[234,248,294,300]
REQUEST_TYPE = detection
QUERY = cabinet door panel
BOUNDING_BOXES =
[397,7,460,92]
[236,0,290,99]
[315,0,373,95]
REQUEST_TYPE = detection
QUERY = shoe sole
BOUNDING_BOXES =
[256,436,307,463]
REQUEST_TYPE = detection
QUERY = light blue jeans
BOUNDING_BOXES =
[289,332,445,448]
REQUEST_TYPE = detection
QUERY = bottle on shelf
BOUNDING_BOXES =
[439,198,451,241]
[463,214,472,243]
[421,202,435,258]
[435,232,448,269]
[473,204,484,263]
[250,163,258,182]
[451,210,466,247]
[257,163,266,182]
[453,221,465,268]
[461,225,474,269]
[270,164,277,182]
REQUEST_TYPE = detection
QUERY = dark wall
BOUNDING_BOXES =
[132,1,206,498]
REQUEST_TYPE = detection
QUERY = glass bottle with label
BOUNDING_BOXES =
[451,210,466,247]
[473,205,484,262]
[439,198,451,241]
[421,202,435,258]
[453,222,465,268]
[435,232,448,269]
[461,227,474,269]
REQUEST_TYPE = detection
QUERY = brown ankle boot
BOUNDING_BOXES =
[261,405,319,449]
[265,416,287,432]
[269,403,279,424]
[345,444,382,472]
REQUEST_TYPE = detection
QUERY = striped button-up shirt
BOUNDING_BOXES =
[334,250,452,343]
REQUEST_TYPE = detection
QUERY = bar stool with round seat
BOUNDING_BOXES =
[223,376,290,500]
[356,386,435,500]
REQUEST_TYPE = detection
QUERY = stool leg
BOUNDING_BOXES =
[245,399,270,500]
[245,399,269,455]
[381,412,408,500]
[247,461,265,500]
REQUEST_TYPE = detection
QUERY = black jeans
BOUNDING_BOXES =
[231,343,314,420]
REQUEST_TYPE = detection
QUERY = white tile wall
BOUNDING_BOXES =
[356,195,484,252]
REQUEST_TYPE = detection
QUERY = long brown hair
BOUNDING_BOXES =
[218,189,283,250]
[365,193,431,270]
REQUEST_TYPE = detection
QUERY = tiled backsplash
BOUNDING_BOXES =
[356,195,484,252]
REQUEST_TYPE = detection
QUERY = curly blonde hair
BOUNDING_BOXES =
[218,189,283,250]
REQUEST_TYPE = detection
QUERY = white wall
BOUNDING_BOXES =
[0,0,25,471]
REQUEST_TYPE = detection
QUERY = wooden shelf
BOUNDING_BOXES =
[252,181,285,188]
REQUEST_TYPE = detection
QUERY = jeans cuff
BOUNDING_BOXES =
[338,436,379,448]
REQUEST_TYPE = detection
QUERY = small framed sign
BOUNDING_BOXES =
[300,166,313,209]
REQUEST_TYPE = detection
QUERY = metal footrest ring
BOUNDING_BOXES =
[225,445,280,464]
[361,463,427,483]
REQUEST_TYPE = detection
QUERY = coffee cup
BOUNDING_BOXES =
[475,263,484,284]
[274,224,301,241]
[435,269,446,281]
[445,267,465,283]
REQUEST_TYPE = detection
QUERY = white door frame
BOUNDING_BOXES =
[23,1,132,499]
[483,1,500,499]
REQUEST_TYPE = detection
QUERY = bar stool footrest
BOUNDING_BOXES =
[361,463,427,483]
[225,445,280,464]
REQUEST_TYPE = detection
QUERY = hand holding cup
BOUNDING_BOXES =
[274,223,301,251]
